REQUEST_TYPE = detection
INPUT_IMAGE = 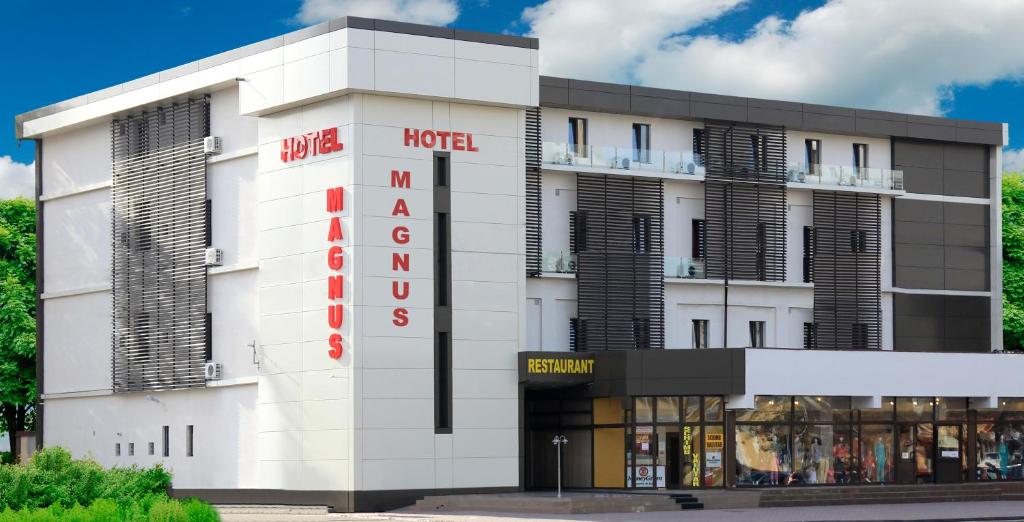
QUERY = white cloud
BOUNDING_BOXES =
[524,0,745,84]
[296,0,459,26]
[525,0,1024,116]
[0,156,34,200]
[1006,148,1024,174]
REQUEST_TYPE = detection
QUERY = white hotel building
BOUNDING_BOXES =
[16,16,1017,511]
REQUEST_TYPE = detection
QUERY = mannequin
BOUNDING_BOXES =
[875,435,887,483]
[999,434,1010,479]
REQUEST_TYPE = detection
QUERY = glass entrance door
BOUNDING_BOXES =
[935,425,963,483]
[915,423,934,483]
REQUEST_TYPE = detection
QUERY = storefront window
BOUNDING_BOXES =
[631,426,657,487]
[594,397,625,425]
[635,397,654,424]
[897,397,934,421]
[976,415,1024,481]
[704,425,725,486]
[937,398,967,422]
[793,424,836,484]
[683,396,701,422]
[737,396,790,422]
[861,399,895,422]
[657,397,680,424]
[736,424,791,485]
[682,425,701,487]
[705,397,724,422]
[860,424,894,483]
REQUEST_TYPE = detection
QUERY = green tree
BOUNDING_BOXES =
[0,198,36,458]
[1003,173,1024,350]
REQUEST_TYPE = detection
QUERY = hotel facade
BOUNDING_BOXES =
[16,16,1015,511]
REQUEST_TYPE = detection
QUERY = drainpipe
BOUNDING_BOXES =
[33,138,44,451]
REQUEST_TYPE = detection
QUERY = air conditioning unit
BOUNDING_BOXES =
[204,362,223,381]
[204,247,223,266]
[203,136,222,155]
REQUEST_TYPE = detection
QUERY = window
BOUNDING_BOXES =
[804,322,818,349]
[186,425,194,457]
[806,139,822,174]
[570,211,588,254]
[803,226,815,283]
[569,318,578,351]
[632,318,651,350]
[434,152,453,434]
[115,443,121,457]
[853,143,868,171]
[850,229,868,253]
[633,215,652,254]
[749,321,766,348]
[632,123,651,163]
[128,442,134,456]
[205,313,213,361]
[750,134,768,173]
[148,442,155,456]
[205,199,212,247]
[755,222,768,281]
[435,332,452,432]
[692,128,705,166]
[162,426,169,457]
[692,219,706,260]
[693,319,709,349]
[851,323,869,349]
[568,117,588,156]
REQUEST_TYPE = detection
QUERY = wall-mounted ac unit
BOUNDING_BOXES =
[204,362,223,381]
[204,247,223,266]
[203,136,222,155]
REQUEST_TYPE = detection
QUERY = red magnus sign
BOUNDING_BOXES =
[281,127,343,162]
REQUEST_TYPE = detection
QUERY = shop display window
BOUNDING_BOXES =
[976,417,1024,481]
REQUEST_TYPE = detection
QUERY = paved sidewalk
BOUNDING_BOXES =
[219,500,1024,522]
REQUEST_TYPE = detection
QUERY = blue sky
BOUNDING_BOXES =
[3,0,1023,194]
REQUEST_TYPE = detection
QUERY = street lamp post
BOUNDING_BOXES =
[552,435,568,498]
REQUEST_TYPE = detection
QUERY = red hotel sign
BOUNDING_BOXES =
[404,128,479,151]
[281,127,343,162]
[326,186,346,359]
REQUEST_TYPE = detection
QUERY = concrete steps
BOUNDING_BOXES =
[759,482,1024,508]
[412,492,697,514]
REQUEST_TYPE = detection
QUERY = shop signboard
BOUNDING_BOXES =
[518,352,595,387]
[706,451,723,469]
[627,465,665,488]
[705,433,724,450]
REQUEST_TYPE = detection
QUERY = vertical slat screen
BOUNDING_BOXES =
[575,174,664,350]
[812,191,882,349]
[111,97,210,391]
[702,120,787,281]
[525,107,543,277]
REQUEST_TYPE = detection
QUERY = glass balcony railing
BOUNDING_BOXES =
[786,163,904,191]
[542,251,577,274]
[664,256,706,279]
[542,142,705,177]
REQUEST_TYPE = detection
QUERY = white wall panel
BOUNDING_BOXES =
[43,189,111,292]
[42,121,110,195]
[43,292,111,395]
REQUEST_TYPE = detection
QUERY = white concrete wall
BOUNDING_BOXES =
[541,108,701,153]
[787,130,891,169]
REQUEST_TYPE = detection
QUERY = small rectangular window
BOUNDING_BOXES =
[693,319,709,349]
[632,123,651,163]
[850,229,868,253]
[803,226,815,283]
[851,323,869,349]
[750,134,768,172]
[128,442,135,456]
[749,321,766,348]
[804,322,818,349]
[806,139,822,174]
[755,222,768,281]
[632,318,651,350]
[186,425,194,457]
[569,211,577,254]
[435,332,452,432]
[115,443,121,457]
[573,211,588,252]
[568,117,588,157]
[569,318,578,351]
[693,128,705,166]
[205,313,213,361]
[162,426,169,457]
[692,219,706,260]
[853,143,868,170]
[205,199,212,247]
[632,215,652,254]
[148,442,155,456]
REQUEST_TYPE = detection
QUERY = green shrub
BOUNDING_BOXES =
[179,499,218,522]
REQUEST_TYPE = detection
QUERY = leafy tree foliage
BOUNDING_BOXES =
[0,198,35,457]
[1003,173,1024,350]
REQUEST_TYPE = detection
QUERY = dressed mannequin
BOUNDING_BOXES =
[875,435,887,483]
[999,435,1010,479]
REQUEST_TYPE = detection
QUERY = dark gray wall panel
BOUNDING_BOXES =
[944,224,988,247]
[893,267,945,289]
[945,268,988,291]
[894,141,944,168]
[894,139,990,197]
[894,221,943,245]
[856,117,907,137]
[894,199,943,222]
[630,95,689,118]
[894,244,944,268]
[944,202,988,224]
[956,127,1003,145]
[893,294,991,352]
[900,167,943,194]
[539,85,568,107]
[892,198,990,291]
[567,89,630,113]
[943,246,988,270]
[802,112,856,133]
[691,102,747,122]
[943,171,987,198]
[747,107,803,128]
[907,123,958,142]
[944,143,988,172]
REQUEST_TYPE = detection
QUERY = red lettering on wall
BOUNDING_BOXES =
[392,308,409,327]
[328,333,344,359]
[393,253,409,272]
[328,304,345,329]
[328,246,344,270]
[281,128,344,162]
[326,187,344,212]
[392,226,409,244]
[390,170,411,188]
[392,281,410,300]
[391,198,409,217]
[328,275,344,300]
[327,217,344,241]
[403,128,480,152]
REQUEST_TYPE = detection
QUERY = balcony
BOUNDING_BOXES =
[542,142,705,178]
[542,251,577,274]
[665,256,706,279]
[787,163,904,192]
